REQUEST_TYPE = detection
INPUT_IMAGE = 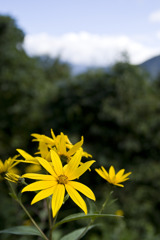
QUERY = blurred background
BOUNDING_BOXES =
[0,0,160,239]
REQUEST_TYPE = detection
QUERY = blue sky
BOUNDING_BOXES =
[1,0,160,66]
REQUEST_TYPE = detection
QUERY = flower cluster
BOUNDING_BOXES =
[3,129,131,219]
[17,130,96,217]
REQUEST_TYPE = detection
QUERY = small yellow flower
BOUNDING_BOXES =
[5,173,21,183]
[115,209,124,216]
[0,156,19,180]
[25,164,42,173]
[22,149,96,217]
[95,165,131,187]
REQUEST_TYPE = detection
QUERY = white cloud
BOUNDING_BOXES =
[23,32,160,66]
[157,31,160,39]
[149,10,160,22]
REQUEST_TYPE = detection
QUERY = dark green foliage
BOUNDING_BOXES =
[44,63,160,166]
[0,15,46,158]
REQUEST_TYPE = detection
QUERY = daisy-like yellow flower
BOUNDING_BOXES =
[54,132,84,163]
[95,165,131,187]
[31,129,71,150]
[0,156,19,180]
[16,133,84,167]
[33,130,92,163]
[22,149,96,217]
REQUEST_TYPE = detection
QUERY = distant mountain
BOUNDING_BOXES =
[70,55,160,78]
[139,55,160,79]
[70,63,110,75]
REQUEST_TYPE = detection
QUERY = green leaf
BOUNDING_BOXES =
[86,198,98,214]
[0,226,42,237]
[53,212,119,230]
[60,225,96,240]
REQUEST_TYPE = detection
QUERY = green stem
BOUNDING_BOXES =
[52,211,59,226]
[8,181,49,240]
[47,198,52,240]
[51,194,68,232]
[99,190,113,214]
[77,189,113,240]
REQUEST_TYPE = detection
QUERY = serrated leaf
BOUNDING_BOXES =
[0,226,42,237]
[52,212,119,230]
[60,225,96,240]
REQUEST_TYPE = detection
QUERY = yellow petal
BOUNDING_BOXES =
[22,173,56,181]
[67,136,83,156]
[31,133,55,145]
[51,129,56,140]
[15,160,39,165]
[51,184,65,217]
[25,164,42,173]
[65,183,87,214]
[22,180,56,192]
[38,142,49,158]
[109,166,116,180]
[51,150,63,176]
[115,183,124,187]
[68,181,95,201]
[116,169,125,179]
[37,157,56,177]
[31,186,55,204]
[68,160,95,180]
[64,149,83,178]
[58,133,67,155]
[16,149,35,160]
[120,172,132,180]
[95,168,107,181]
[51,129,57,147]
[101,166,109,178]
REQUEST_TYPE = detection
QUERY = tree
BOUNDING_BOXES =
[0,15,46,158]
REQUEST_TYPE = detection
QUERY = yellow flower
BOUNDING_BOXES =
[5,173,21,183]
[0,156,19,180]
[25,164,42,173]
[32,130,92,163]
[31,129,71,150]
[115,209,124,216]
[55,132,84,163]
[95,165,131,187]
[22,149,96,217]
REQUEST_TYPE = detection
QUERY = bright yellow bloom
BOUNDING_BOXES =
[0,156,19,180]
[32,130,92,163]
[54,132,84,163]
[17,132,88,166]
[32,129,71,147]
[95,166,131,187]
[22,149,96,217]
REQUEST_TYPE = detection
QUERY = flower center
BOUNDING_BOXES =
[57,175,68,185]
